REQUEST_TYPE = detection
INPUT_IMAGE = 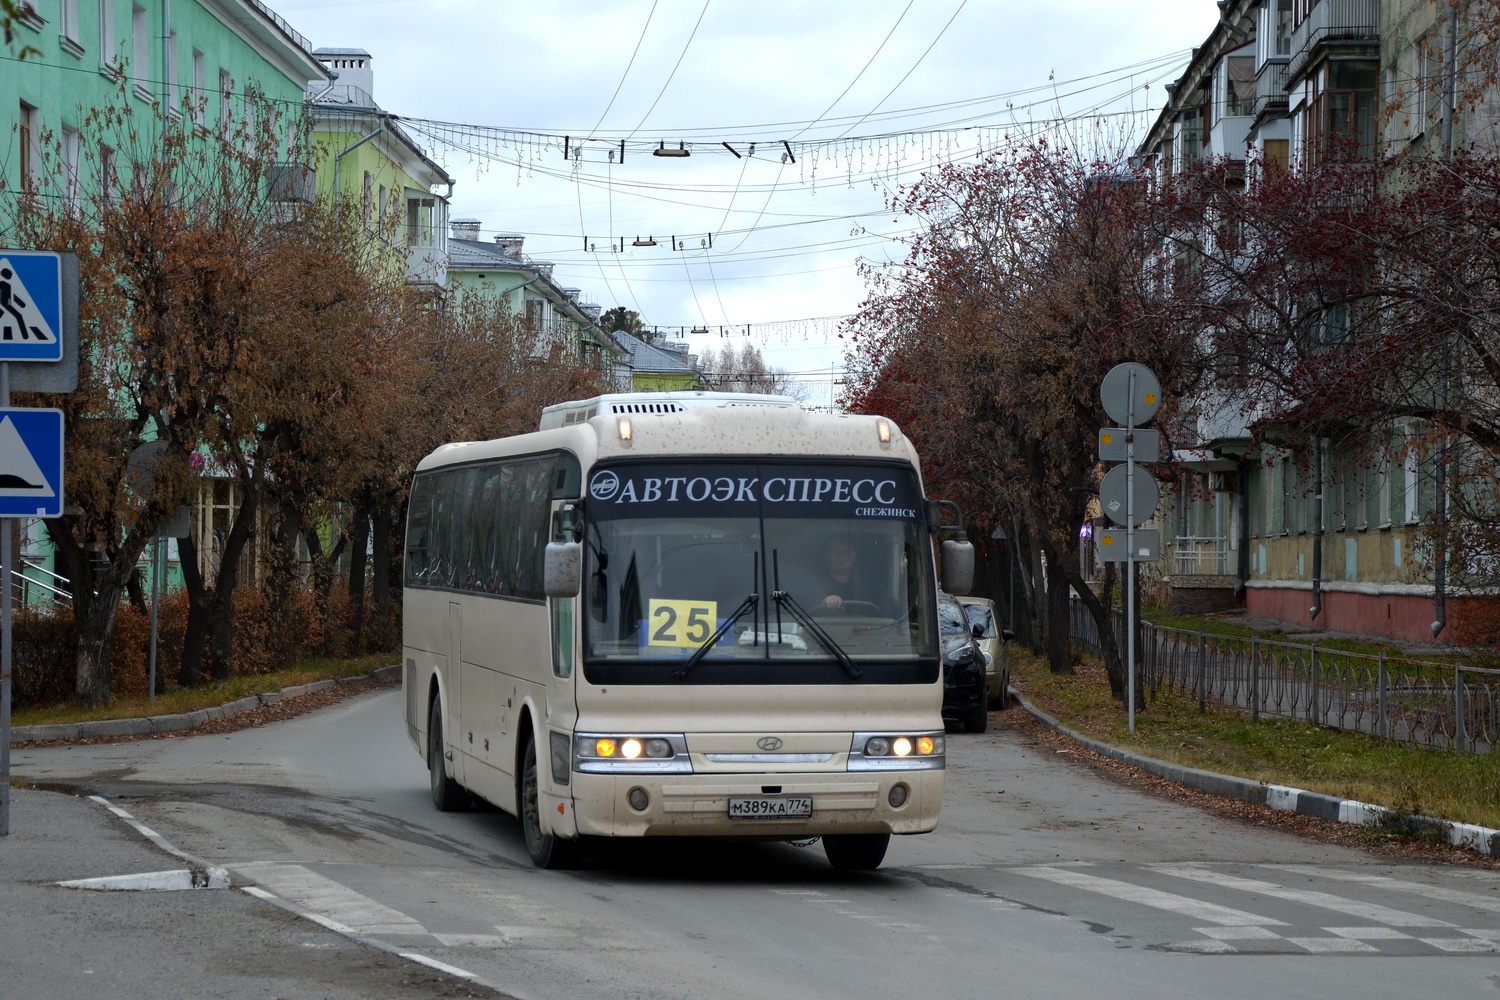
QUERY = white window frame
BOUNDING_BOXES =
[1378,449,1392,528]
[61,125,81,212]
[166,31,179,115]
[1403,423,1420,524]
[99,143,117,204]
[60,0,80,44]
[131,4,148,86]
[18,102,39,194]
[99,0,117,68]
[191,50,206,125]
[218,70,233,137]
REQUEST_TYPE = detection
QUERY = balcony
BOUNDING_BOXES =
[1208,115,1252,158]
[267,163,315,204]
[1254,59,1289,119]
[1287,0,1378,83]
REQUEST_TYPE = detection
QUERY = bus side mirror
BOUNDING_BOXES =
[1001,628,1016,642]
[544,541,582,597]
[940,539,975,596]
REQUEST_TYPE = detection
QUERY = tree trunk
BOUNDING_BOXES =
[207,484,258,681]
[177,531,211,686]
[348,505,370,651]
[1043,542,1073,674]
[370,496,391,651]
[74,581,123,707]
[303,520,346,656]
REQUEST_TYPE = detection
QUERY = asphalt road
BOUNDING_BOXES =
[13,689,1500,1000]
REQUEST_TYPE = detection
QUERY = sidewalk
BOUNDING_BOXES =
[1009,687,1500,860]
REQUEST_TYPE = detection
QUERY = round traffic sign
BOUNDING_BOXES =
[1099,464,1159,527]
[1101,362,1160,427]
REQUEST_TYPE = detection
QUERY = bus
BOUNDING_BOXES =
[401,391,974,870]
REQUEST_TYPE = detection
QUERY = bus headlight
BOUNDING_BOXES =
[849,732,945,771]
[575,733,693,774]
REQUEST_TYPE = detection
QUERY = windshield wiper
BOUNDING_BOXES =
[675,552,760,681]
[674,592,758,680]
[770,549,862,679]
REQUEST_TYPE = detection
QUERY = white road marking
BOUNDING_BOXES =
[1196,925,1282,941]
[1287,937,1379,954]
[1013,866,1286,926]
[1151,865,1453,927]
[1418,938,1499,953]
[433,934,510,948]
[1266,866,1500,915]
[1325,927,1412,940]
[399,953,477,979]
[241,864,429,936]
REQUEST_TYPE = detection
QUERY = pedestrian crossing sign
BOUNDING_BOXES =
[0,251,63,362]
[0,408,64,517]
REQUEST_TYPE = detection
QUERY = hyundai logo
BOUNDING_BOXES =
[757,736,783,751]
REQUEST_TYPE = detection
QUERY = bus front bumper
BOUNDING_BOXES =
[564,769,943,838]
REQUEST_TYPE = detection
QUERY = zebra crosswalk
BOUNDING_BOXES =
[998,861,1500,956]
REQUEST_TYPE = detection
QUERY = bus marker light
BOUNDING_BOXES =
[645,739,671,758]
[596,739,617,757]
[877,419,892,443]
[917,736,935,755]
[557,803,565,814]
[892,737,913,757]
[865,737,890,757]
[621,738,644,759]
[618,417,632,441]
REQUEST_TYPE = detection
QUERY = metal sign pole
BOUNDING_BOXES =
[1126,370,1136,735]
[1,360,11,837]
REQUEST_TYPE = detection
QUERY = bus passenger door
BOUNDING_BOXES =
[447,602,465,786]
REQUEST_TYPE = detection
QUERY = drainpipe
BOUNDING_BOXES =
[331,118,387,215]
[308,69,340,105]
[1434,1,1460,637]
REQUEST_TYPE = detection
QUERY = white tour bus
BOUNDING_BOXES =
[402,391,974,870]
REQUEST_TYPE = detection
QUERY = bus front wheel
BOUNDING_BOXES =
[429,701,467,812]
[823,833,889,871]
[520,737,577,870]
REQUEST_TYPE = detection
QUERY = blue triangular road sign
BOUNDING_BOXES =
[0,409,63,517]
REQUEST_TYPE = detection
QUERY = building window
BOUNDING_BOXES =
[1403,424,1420,523]
[166,31,179,113]
[60,0,79,43]
[243,90,256,152]
[61,126,81,211]
[1280,456,1292,535]
[17,102,39,194]
[131,4,147,84]
[1412,43,1429,136]
[1378,449,1392,527]
[1275,0,1292,56]
[218,70,232,137]
[191,50,205,125]
[1308,61,1379,162]
[99,143,116,204]
[99,0,116,67]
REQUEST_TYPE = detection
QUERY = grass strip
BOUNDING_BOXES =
[1010,648,1500,830]
[13,653,396,728]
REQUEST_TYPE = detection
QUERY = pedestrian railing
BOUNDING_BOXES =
[1066,598,1497,754]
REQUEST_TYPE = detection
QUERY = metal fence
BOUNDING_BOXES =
[1067,599,1498,754]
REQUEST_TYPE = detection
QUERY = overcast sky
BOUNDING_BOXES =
[272,0,1219,405]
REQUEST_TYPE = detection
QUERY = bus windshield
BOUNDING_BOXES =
[581,460,939,685]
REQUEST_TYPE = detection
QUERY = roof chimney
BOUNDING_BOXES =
[312,48,375,104]
[450,218,481,241]
[493,233,524,260]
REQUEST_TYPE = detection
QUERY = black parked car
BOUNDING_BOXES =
[938,592,988,733]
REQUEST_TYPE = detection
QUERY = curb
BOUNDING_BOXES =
[11,665,401,744]
[1009,687,1500,858]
